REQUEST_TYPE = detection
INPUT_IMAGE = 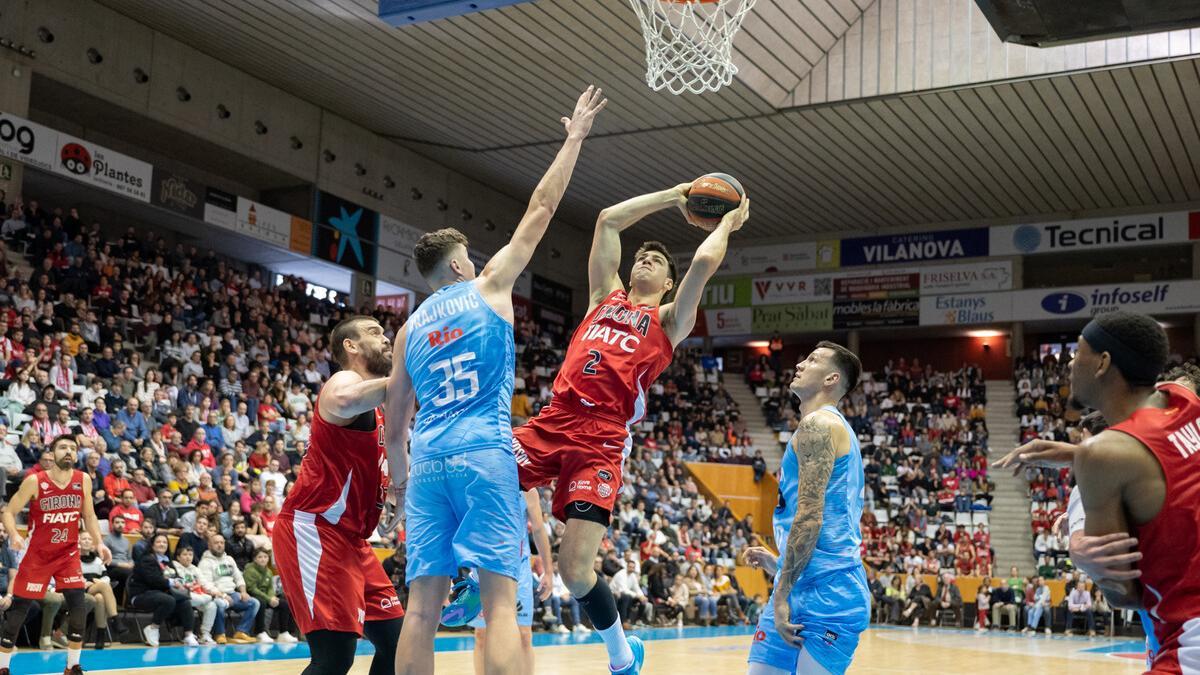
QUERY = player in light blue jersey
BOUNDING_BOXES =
[745,341,868,675]
[385,86,606,675]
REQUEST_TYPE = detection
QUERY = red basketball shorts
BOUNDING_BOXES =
[14,546,85,599]
[512,404,629,522]
[273,512,404,636]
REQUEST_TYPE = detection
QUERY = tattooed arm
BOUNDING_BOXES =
[772,411,846,648]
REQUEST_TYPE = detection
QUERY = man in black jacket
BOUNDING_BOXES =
[144,490,182,536]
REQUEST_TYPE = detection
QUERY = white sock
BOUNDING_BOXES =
[597,620,634,670]
[67,647,81,668]
[0,650,12,669]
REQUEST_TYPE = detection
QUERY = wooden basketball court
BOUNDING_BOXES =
[11,625,1146,674]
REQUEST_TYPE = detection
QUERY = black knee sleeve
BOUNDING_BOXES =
[300,630,358,675]
[563,500,611,526]
[576,577,619,630]
[1,596,35,645]
[63,589,87,643]
[364,617,402,675]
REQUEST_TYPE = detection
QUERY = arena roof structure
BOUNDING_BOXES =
[90,0,1200,248]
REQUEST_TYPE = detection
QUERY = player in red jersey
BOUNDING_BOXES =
[272,316,404,675]
[513,186,749,673]
[1058,312,1200,674]
[0,434,110,675]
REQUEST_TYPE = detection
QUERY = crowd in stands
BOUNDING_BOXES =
[0,195,771,651]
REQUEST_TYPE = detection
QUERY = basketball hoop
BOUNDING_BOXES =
[628,0,758,95]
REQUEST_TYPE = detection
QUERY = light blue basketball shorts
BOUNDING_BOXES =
[748,566,871,675]
[404,447,525,582]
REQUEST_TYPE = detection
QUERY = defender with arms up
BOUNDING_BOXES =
[513,183,749,674]
[388,86,606,675]
[747,342,869,675]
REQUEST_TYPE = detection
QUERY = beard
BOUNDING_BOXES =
[54,457,74,470]
[1066,395,1086,412]
[364,347,392,378]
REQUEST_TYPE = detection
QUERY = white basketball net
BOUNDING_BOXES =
[628,0,758,95]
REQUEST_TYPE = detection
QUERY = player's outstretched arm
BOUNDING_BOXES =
[773,411,841,648]
[480,86,607,296]
[588,183,691,311]
[382,325,416,529]
[661,197,749,346]
[0,475,37,551]
[80,473,111,563]
[1074,432,1145,609]
[320,370,388,423]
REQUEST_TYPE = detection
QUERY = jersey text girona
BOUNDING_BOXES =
[281,399,387,540]
[553,289,673,425]
[1109,382,1200,673]
[28,469,84,550]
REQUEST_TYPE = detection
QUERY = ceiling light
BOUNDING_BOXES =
[176,86,191,102]
[86,48,102,64]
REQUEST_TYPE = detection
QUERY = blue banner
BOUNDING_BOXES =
[840,228,990,267]
[314,191,379,275]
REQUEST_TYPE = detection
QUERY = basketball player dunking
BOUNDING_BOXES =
[742,343,869,675]
[386,86,606,675]
[999,314,1200,674]
[512,186,749,674]
[0,434,111,675]
[271,316,404,675]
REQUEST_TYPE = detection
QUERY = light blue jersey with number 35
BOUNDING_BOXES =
[406,279,515,461]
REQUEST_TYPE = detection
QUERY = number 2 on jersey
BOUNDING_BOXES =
[430,352,479,406]
[50,528,69,544]
[583,349,602,375]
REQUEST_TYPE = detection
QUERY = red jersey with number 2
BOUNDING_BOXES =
[28,469,85,551]
[553,289,673,425]
[1109,382,1200,674]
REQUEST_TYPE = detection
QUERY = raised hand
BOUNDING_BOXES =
[720,196,750,232]
[561,85,609,140]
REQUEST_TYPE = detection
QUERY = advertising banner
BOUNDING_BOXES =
[378,214,425,258]
[840,228,990,266]
[751,302,833,333]
[0,112,58,172]
[833,298,920,329]
[532,274,573,313]
[991,212,1200,256]
[150,169,205,219]
[919,293,1014,326]
[919,260,1013,294]
[750,274,831,305]
[376,248,425,291]
[834,273,919,301]
[52,131,152,202]
[314,191,379,274]
[699,307,753,336]
[203,188,237,230]
[700,277,752,309]
[1010,280,1200,321]
[235,198,293,249]
[678,240,831,277]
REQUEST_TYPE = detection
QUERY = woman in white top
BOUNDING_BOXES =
[136,368,161,402]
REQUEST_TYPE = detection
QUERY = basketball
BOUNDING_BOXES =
[686,173,744,230]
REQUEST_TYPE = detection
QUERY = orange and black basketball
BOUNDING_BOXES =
[686,173,744,230]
